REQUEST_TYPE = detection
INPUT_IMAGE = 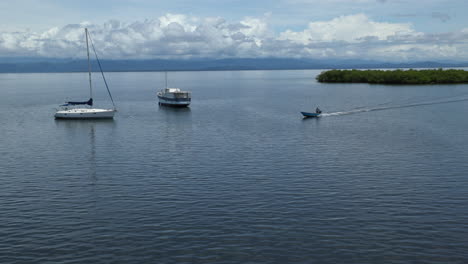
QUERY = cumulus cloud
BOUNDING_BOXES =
[0,13,468,61]
[279,14,414,44]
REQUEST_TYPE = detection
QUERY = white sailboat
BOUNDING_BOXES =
[55,28,116,119]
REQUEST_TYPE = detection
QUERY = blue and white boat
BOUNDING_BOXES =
[157,72,191,107]
[301,108,322,118]
[301,112,321,118]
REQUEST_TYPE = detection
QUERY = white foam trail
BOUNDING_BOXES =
[321,110,363,116]
[321,97,468,117]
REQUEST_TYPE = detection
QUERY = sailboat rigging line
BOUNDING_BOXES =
[85,28,93,103]
[87,31,116,109]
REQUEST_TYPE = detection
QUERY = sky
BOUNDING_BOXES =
[1,0,468,62]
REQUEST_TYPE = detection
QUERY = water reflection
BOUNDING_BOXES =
[158,105,192,113]
[89,124,96,183]
[301,116,321,123]
[54,119,116,184]
[158,105,192,125]
[54,119,116,125]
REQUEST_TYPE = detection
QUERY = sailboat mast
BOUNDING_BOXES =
[165,71,168,89]
[85,28,93,100]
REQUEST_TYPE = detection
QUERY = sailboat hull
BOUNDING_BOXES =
[55,108,115,119]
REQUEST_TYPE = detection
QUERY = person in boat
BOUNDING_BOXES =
[315,107,322,114]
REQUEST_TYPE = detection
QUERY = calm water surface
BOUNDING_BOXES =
[1,70,468,263]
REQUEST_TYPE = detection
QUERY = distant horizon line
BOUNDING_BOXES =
[3,68,468,75]
[0,58,467,74]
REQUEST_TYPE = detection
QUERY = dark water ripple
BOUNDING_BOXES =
[1,70,468,263]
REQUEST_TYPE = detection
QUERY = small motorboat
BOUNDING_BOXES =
[301,111,321,118]
[301,107,322,118]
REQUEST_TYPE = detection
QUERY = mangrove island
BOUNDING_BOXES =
[316,69,468,84]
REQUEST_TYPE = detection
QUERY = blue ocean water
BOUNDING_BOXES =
[1,70,468,263]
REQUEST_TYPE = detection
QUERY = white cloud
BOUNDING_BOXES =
[279,14,414,44]
[0,13,468,61]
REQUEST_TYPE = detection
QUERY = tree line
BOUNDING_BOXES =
[316,69,468,84]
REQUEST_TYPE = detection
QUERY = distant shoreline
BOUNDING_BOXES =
[316,69,468,85]
[1,58,468,74]
[1,67,468,75]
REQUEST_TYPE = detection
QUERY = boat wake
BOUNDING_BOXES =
[321,96,468,117]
